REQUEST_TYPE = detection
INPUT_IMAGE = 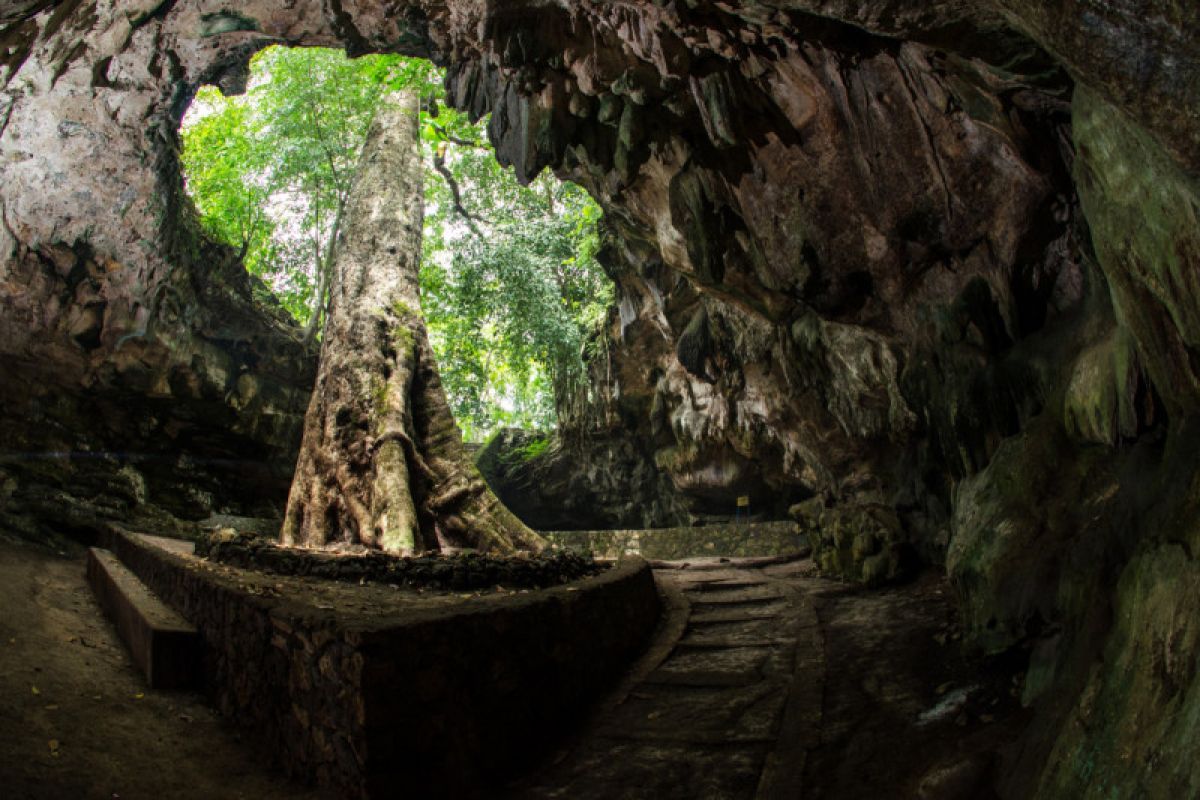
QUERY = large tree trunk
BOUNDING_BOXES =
[281,90,544,555]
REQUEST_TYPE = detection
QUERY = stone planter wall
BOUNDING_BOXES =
[545,520,808,560]
[101,527,661,799]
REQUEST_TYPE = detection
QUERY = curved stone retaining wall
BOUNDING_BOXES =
[101,527,661,799]
[545,520,808,560]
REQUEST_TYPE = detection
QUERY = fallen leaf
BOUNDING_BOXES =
[133,693,144,700]
[31,685,40,696]
[48,739,59,754]
[45,704,59,711]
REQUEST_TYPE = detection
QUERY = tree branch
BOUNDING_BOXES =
[303,199,344,344]
[432,144,486,237]
[429,120,487,150]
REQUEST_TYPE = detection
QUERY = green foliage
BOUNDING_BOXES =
[184,48,396,325]
[517,435,551,462]
[179,93,280,284]
[181,46,611,441]
[490,431,551,468]
[422,165,612,441]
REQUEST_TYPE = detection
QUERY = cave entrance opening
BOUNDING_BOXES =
[180,45,614,445]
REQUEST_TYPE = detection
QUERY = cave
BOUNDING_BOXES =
[1,2,1198,799]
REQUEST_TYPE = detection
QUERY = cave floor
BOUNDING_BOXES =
[0,536,1029,799]
[0,535,333,800]
[510,558,1030,800]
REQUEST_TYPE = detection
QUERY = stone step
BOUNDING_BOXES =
[688,580,770,592]
[687,590,786,606]
[680,616,790,644]
[676,638,792,650]
[690,610,783,625]
[644,668,762,687]
[86,547,200,689]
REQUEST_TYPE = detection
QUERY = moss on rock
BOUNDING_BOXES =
[793,500,912,586]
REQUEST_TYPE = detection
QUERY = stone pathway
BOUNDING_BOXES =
[509,558,1025,800]
[511,558,824,799]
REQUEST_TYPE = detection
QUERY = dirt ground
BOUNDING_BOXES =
[0,534,330,800]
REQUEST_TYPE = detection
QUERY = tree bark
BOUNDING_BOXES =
[301,199,342,344]
[281,90,544,555]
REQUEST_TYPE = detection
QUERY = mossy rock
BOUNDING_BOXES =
[802,501,911,586]
[1062,328,1146,446]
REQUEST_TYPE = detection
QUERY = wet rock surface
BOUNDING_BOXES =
[196,529,604,591]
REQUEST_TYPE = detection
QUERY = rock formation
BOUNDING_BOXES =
[2,1,1198,796]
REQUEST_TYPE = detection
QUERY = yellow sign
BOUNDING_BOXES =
[736,495,750,507]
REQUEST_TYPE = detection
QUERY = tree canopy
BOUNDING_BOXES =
[181,46,611,440]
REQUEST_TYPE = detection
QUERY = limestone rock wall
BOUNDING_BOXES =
[475,428,693,530]
[2,1,1199,797]
[0,1,344,542]
[473,2,1083,539]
